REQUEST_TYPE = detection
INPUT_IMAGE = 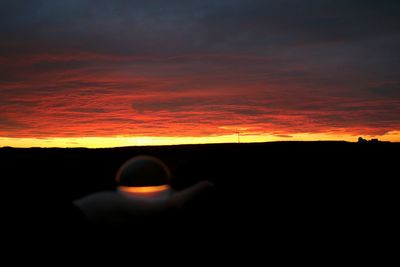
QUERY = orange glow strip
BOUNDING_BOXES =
[118,185,170,194]
[1,132,399,148]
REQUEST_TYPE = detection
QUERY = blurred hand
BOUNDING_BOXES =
[74,181,214,226]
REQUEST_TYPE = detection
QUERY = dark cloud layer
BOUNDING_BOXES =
[0,0,399,138]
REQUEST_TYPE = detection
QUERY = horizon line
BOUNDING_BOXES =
[1,139,396,150]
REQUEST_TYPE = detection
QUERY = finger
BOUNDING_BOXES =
[168,181,215,209]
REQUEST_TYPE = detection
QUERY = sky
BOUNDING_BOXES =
[1,0,400,147]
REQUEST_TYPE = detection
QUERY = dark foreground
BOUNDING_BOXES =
[1,141,398,251]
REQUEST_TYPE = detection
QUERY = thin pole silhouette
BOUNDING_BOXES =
[237,131,240,143]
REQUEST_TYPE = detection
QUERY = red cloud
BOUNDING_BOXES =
[1,51,399,139]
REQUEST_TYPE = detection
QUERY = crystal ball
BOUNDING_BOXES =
[116,156,171,196]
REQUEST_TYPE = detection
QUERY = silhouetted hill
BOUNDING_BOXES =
[1,141,398,247]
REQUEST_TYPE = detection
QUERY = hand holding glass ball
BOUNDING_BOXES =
[75,156,214,226]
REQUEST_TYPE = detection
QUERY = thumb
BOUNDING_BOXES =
[167,181,215,209]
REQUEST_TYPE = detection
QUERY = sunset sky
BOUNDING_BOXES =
[1,0,400,147]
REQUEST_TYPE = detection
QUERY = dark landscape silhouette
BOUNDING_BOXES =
[1,141,398,247]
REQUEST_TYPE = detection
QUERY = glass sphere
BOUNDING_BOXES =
[116,156,171,197]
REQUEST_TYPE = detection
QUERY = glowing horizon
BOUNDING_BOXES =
[1,131,399,148]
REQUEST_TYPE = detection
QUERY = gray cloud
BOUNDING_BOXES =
[1,0,399,53]
[366,83,400,98]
